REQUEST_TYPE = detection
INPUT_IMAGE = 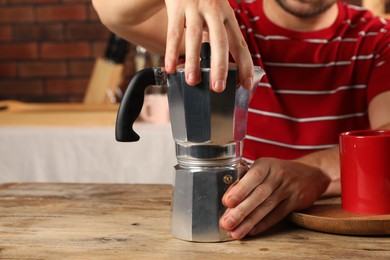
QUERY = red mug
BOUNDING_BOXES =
[339,130,390,215]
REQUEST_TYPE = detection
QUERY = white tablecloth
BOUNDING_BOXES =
[0,123,177,184]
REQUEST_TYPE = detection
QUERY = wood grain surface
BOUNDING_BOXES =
[0,101,119,126]
[0,100,119,113]
[0,183,389,259]
[291,203,390,236]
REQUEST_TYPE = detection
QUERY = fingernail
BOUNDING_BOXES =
[165,62,174,73]
[224,216,235,229]
[213,80,225,92]
[187,72,197,84]
[244,77,253,89]
[228,195,239,206]
[231,229,244,239]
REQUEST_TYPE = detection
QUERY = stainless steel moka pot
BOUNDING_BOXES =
[116,43,265,242]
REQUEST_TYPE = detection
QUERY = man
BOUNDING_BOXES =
[92,0,390,239]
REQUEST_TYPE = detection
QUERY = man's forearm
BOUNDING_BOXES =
[92,0,165,27]
[294,146,341,197]
[376,122,390,130]
[92,0,169,54]
[294,122,390,198]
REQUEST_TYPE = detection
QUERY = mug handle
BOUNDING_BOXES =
[116,68,156,142]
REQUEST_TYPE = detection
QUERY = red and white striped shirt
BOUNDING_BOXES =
[229,0,390,162]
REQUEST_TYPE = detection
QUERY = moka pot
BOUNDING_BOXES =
[115,43,265,242]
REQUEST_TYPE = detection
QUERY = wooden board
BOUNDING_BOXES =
[83,58,124,104]
[291,203,390,236]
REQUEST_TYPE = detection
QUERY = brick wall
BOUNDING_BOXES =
[0,0,129,102]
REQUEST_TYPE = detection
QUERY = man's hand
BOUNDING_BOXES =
[220,158,331,239]
[164,0,254,92]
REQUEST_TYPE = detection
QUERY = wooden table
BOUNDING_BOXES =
[0,183,388,259]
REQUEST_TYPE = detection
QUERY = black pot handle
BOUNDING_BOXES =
[115,68,156,142]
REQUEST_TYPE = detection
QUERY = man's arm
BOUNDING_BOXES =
[295,90,390,197]
[220,91,390,239]
[294,147,340,197]
[92,0,254,92]
[368,91,390,130]
[92,0,169,55]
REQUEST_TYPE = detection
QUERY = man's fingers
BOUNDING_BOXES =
[184,10,203,86]
[203,11,229,92]
[220,164,281,233]
[248,199,293,236]
[164,6,184,73]
[222,159,270,208]
[225,15,254,90]
[228,185,290,239]
[164,0,252,92]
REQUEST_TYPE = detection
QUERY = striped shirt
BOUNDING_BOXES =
[229,0,390,162]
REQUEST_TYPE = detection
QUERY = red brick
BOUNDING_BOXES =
[0,62,17,77]
[66,23,110,40]
[36,5,87,22]
[0,7,34,23]
[62,0,90,3]
[0,43,37,59]
[40,42,90,59]
[46,78,88,95]
[0,25,11,41]
[13,24,64,41]
[0,79,44,95]
[345,0,361,5]
[88,4,100,21]
[67,96,83,102]
[69,60,94,76]
[18,61,67,77]
[10,0,59,4]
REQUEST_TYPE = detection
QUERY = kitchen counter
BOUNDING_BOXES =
[0,183,388,259]
[0,101,176,184]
